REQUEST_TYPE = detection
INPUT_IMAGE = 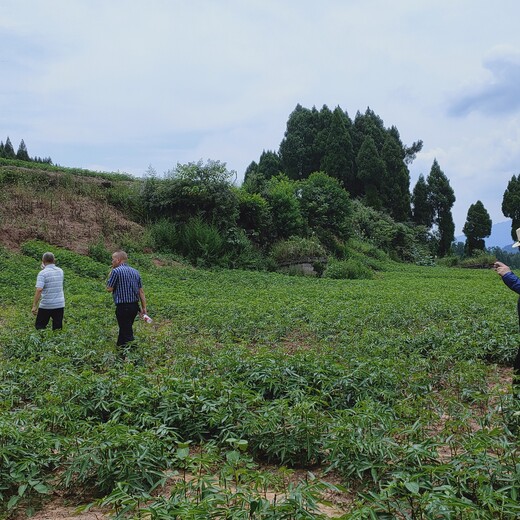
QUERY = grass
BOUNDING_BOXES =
[0,244,518,518]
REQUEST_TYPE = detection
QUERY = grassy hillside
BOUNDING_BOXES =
[0,161,145,253]
[0,243,518,518]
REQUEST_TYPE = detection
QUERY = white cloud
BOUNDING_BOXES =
[2,0,520,233]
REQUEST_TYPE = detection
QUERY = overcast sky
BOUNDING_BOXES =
[2,0,520,234]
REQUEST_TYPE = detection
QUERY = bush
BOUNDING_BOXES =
[150,219,179,252]
[323,258,374,280]
[177,217,225,267]
[88,240,111,264]
[270,236,326,265]
[22,240,108,279]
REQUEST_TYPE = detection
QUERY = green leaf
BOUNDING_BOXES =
[404,481,420,495]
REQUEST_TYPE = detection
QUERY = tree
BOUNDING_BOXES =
[502,175,520,240]
[319,107,355,190]
[356,136,385,210]
[380,132,411,222]
[427,159,456,257]
[279,105,321,180]
[298,171,352,242]
[462,200,492,256]
[263,174,303,241]
[3,137,15,159]
[142,159,239,231]
[243,151,282,194]
[16,139,30,161]
[411,174,433,227]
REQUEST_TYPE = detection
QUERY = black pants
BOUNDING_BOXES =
[35,307,64,330]
[115,302,139,347]
[514,347,520,388]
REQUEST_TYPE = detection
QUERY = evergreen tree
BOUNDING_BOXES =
[16,139,30,161]
[411,174,433,227]
[427,159,455,257]
[502,175,520,240]
[319,107,354,189]
[298,171,352,242]
[380,131,411,221]
[356,135,385,210]
[462,200,492,256]
[243,151,282,194]
[3,137,15,159]
[0,141,4,157]
[279,104,321,180]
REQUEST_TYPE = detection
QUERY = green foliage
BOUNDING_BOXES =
[263,174,304,241]
[235,188,272,245]
[323,258,374,279]
[176,217,226,267]
[0,248,518,518]
[0,157,134,181]
[412,173,434,227]
[21,240,108,279]
[88,239,111,264]
[298,171,352,242]
[270,236,326,265]
[502,174,520,238]
[143,159,239,232]
[463,200,492,256]
[150,218,179,252]
[427,159,456,257]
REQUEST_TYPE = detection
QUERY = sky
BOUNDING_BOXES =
[2,0,520,235]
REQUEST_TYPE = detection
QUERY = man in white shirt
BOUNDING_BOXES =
[32,252,65,330]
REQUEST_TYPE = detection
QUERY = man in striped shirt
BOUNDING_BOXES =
[32,252,65,330]
[106,250,148,348]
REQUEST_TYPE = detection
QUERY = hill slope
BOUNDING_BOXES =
[0,163,144,253]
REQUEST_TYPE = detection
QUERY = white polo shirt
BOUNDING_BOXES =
[36,265,65,309]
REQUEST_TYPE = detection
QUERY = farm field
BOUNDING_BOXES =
[0,242,519,519]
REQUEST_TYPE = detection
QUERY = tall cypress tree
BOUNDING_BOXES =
[427,159,456,257]
[356,136,385,210]
[411,174,433,227]
[380,131,410,221]
[3,137,15,159]
[16,139,30,161]
[463,200,492,256]
[279,104,321,180]
[319,107,354,190]
[502,175,520,240]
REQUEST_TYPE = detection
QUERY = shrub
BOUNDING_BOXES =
[21,240,107,279]
[323,258,374,280]
[150,219,179,252]
[270,236,326,265]
[177,217,225,267]
[88,239,111,264]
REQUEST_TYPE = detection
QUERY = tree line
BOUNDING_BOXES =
[0,136,52,164]
[4,104,517,267]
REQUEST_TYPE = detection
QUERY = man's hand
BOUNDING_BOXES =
[494,261,511,277]
[31,305,38,315]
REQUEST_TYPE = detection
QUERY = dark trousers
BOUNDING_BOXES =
[514,347,520,389]
[35,307,64,330]
[115,302,139,347]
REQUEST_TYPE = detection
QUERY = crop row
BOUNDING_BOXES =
[0,244,518,518]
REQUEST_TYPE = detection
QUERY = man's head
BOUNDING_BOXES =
[111,250,128,268]
[42,252,55,265]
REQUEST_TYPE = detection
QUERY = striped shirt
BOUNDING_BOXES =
[107,263,142,304]
[36,265,65,309]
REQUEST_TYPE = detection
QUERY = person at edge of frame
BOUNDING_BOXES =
[494,228,520,393]
[106,250,147,349]
[32,251,65,330]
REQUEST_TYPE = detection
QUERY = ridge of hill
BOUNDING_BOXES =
[0,162,145,253]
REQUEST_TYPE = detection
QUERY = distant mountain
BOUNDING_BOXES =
[456,220,516,250]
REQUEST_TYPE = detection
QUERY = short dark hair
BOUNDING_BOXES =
[42,252,55,264]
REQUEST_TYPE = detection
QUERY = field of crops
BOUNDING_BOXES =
[0,242,518,519]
